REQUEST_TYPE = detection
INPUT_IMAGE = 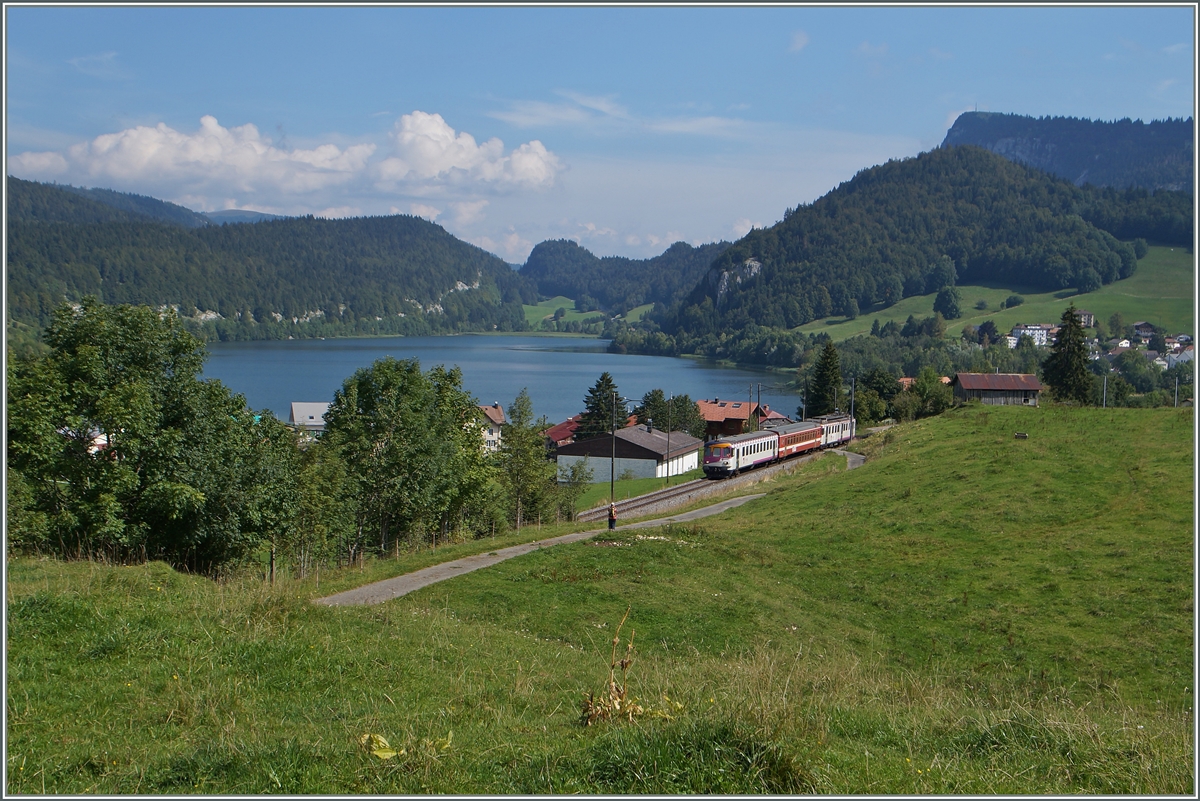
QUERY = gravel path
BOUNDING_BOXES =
[313,493,767,607]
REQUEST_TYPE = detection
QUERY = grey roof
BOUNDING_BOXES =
[290,402,330,426]
[615,426,702,458]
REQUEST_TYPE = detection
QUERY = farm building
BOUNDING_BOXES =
[697,399,786,439]
[951,373,1043,406]
[555,425,702,483]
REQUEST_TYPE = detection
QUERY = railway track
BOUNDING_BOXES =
[576,447,847,524]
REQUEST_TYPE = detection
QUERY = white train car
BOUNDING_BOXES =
[702,429,779,478]
[812,413,855,448]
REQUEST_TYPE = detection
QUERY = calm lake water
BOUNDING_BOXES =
[203,335,803,425]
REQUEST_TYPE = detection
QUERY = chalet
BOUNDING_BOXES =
[697,399,785,439]
[951,373,1043,406]
[555,424,703,483]
[289,402,330,433]
[479,402,506,452]
[1133,321,1156,340]
[543,414,582,448]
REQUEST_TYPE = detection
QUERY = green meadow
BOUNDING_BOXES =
[797,245,1194,341]
[523,297,652,327]
[6,405,1192,793]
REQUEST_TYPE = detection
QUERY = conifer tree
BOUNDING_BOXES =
[1043,304,1092,405]
[576,372,623,440]
[809,341,842,416]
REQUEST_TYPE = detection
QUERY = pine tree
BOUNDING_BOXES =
[1043,304,1092,405]
[809,341,842,416]
[576,372,622,440]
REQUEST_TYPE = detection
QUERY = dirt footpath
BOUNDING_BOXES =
[313,493,766,607]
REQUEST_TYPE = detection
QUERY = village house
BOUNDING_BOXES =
[1167,345,1194,368]
[1133,321,1157,340]
[1075,309,1096,328]
[555,424,703,483]
[696,399,786,439]
[951,373,1043,406]
[479,402,506,452]
[542,414,582,448]
[289,402,330,433]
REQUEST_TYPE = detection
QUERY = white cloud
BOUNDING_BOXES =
[558,91,629,119]
[790,30,810,52]
[10,115,377,196]
[67,51,130,80]
[732,218,762,238]
[1163,43,1189,55]
[489,92,757,141]
[1152,78,1177,97]
[315,205,361,219]
[451,199,490,225]
[376,111,561,189]
[928,47,953,61]
[8,111,562,218]
[8,150,68,175]
[475,230,533,261]
[647,116,748,137]
[410,203,442,221]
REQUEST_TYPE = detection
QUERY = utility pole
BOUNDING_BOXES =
[610,390,617,507]
[665,394,672,488]
[1102,374,1107,408]
[849,376,856,425]
[1175,376,1179,407]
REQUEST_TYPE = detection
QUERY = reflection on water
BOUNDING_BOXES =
[203,335,801,425]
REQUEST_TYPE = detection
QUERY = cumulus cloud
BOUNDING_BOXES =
[475,230,533,261]
[375,111,561,189]
[11,115,376,196]
[314,205,361,219]
[790,30,810,52]
[732,218,762,238]
[451,200,490,225]
[409,203,442,221]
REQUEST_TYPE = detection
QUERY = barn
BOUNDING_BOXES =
[555,425,702,483]
[951,373,1043,406]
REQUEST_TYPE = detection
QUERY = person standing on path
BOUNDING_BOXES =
[608,503,617,530]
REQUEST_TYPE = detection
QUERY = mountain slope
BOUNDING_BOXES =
[7,178,536,338]
[655,145,1189,338]
[943,112,1193,192]
[520,238,732,313]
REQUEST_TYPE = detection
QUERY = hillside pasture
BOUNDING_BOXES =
[6,406,1192,794]
[795,245,1194,342]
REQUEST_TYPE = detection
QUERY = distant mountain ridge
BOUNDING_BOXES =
[203,209,285,225]
[7,177,536,340]
[520,239,732,314]
[943,112,1193,192]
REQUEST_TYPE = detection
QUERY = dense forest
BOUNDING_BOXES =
[519,238,731,315]
[638,145,1189,345]
[7,177,537,339]
[943,112,1193,192]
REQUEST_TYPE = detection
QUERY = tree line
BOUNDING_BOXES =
[5,298,713,576]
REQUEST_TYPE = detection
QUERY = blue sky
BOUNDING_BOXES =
[6,5,1194,261]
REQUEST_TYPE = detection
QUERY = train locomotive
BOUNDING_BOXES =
[701,414,855,479]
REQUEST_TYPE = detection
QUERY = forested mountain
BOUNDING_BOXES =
[943,112,1193,192]
[635,145,1190,345]
[7,177,536,340]
[58,184,214,228]
[203,209,284,225]
[520,238,732,314]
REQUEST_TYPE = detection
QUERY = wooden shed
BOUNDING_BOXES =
[951,373,1043,406]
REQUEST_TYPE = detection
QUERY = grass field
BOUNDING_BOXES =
[6,406,1193,793]
[522,297,652,327]
[574,467,706,513]
[796,245,1194,342]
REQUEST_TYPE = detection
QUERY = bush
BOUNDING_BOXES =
[1005,294,1025,308]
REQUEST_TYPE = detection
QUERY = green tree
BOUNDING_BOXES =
[497,388,558,530]
[933,286,962,320]
[1108,311,1126,340]
[852,387,887,425]
[809,341,842,416]
[634,389,706,439]
[555,457,594,522]
[576,372,623,441]
[913,366,954,417]
[1043,304,1093,405]
[6,298,298,572]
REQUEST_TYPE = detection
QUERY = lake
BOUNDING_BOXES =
[203,334,804,425]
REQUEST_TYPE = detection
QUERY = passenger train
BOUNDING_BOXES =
[701,414,855,479]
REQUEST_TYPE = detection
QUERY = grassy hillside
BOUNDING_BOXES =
[6,406,1192,793]
[798,244,1193,342]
